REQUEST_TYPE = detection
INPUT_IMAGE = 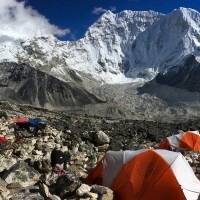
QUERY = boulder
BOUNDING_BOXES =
[39,183,60,200]
[6,182,22,189]
[93,131,110,146]
[97,144,109,152]
[0,156,17,173]
[76,184,91,196]
[85,192,98,199]
[91,185,114,200]
[2,161,40,187]
[55,173,81,198]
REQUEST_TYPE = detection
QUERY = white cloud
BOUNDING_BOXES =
[92,6,117,15]
[0,0,70,41]
[110,6,116,12]
[92,7,108,15]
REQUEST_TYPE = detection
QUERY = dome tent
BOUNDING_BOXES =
[158,131,200,151]
[86,149,200,200]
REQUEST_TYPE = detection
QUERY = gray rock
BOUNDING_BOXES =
[76,184,91,196]
[6,182,22,189]
[0,178,7,187]
[97,144,109,152]
[91,185,114,200]
[93,131,110,146]
[48,194,61,200]
[14,148,26,158]
[9,192,44,200]
[0,185,7,192]
[2,161,40,187]
[35,142,43,151]
[0,156,17,173]
[81,131,91,140]
[39,183,50,198]
[55,173,81,198]
[85,192,98,199]
[0,63,103,109]
[109,140,124,151]
[0,189,10,199]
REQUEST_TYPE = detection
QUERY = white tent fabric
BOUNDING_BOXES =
[103,149,146,187]
[155,149,180,165]
[167,132,184,150]
[167,131,200,150]
[190,131,200,136]
[156,150,200,200]
[170,154,200,200]
[102,149,200,200]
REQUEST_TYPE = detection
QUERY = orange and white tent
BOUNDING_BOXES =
[158,131,200,151]
[86,149,200,200]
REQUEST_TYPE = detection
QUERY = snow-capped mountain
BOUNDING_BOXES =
[128,7,200,79]
[0,10,163,84]
[1,7,200,119]
[1,8,200,84]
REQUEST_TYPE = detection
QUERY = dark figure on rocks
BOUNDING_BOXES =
[51,144,69,176]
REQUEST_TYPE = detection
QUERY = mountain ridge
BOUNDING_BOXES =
[1,7,200,120]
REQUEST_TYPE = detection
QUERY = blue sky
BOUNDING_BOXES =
[23,0,200,41]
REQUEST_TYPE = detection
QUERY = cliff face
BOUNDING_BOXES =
[0,63,104,109]
[156,54,200,92]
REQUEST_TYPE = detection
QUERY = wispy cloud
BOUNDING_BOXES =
[92,7,107,15]
[92,6,117,15]
[70,32,77,41]
[110,6,116,12]
[0,0,70,41]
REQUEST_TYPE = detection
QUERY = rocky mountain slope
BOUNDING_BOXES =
[0,101,199,199]
[137,52,200,110]
[0,62,104,109]
[156,53,200,92]
[1,7,200,120]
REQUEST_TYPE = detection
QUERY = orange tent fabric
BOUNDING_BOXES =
[86,150,200,200]
[158,138,171,150]
[11,117,29,123]
[85,157,104,185]
[159,131,200,151]
[180,132,200,150]
[111,150,185,200]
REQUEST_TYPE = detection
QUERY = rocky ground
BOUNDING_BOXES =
[0,101,200,199]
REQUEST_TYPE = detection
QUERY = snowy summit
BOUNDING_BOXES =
[0,7,200,84]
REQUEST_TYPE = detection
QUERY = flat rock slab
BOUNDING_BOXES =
[2,161,40,187]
